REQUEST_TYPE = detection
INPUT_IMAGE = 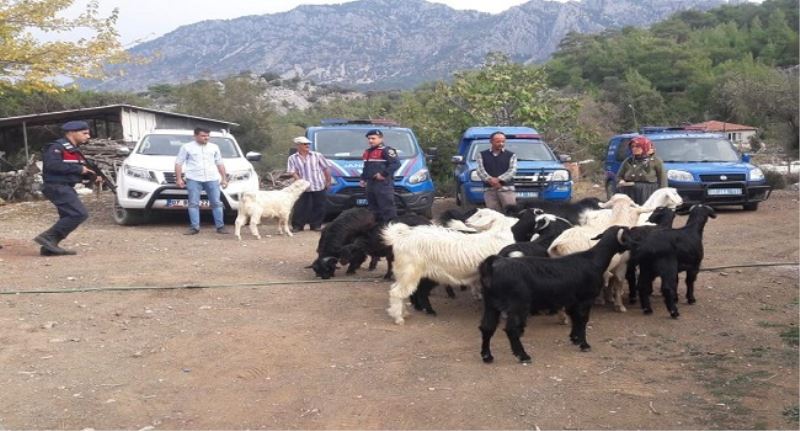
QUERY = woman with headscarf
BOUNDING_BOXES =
[616,135,667,205]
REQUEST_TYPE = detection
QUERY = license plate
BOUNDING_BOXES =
[708,188,742,196]
[355,198,368,206]
[166,199,210,208]
[516,191,539,198]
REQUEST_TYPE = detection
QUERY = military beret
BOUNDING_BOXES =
[365,129,383,137]
[61,120,90,132]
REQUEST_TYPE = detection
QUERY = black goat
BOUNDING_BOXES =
[478,226,631,364]
[628,205,716,318]
[310,208,376,279]
[626,206,677,304]
[339,213,431,279]
[505,197,602,226]
[501,212,574,257]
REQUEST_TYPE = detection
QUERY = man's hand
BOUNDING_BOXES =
[618,180,634,187]
[373,173,385,181]
[81,166,95,176]
[359,180,366,187]
[221,180,229,189]
[176,178,185,188]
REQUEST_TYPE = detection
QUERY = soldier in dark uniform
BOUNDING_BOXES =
[360,129,400,223]
[34,121,96,256]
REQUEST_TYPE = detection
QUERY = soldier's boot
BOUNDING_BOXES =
[35,231,76,256]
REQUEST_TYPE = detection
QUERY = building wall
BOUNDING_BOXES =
[120,108,231,145]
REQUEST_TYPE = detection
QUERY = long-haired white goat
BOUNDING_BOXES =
[234,179,310,239]
[383,209,517,325]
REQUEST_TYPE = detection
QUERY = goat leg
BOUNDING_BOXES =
[626,262,638,304]
[685,267,699,304]
[444,285,456,298]
[479,303,501,364]
[368,255,379,271]
[637,267,655,315]
[503,304,531,363]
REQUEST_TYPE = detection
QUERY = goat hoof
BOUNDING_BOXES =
[393,318,405,325]
[688,298,696,304]
[481,353,494,363]
[580,344,591,352]
[517,355,532,364]
[425,309,437,316]
[615,305,627,312]
[643,308,653,315]
[670,311,680,319]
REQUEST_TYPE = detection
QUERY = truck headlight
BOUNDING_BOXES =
[749,168,764,181]
[667,169,694,182]
[469,170,481,182]
[408,169,429,184]
[227,169,252,183]
[551,169,570,182]
[124,165,156,183]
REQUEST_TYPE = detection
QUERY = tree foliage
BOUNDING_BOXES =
[0,0,127,92]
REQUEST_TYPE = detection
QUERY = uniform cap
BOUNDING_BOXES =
[365,129,383,137]
[61,120,90,132]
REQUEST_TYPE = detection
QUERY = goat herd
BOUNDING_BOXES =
[237,183,717,364]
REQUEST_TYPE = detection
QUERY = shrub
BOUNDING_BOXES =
[764,170,786,189]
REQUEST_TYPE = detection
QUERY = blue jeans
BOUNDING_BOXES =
[186,179,224,229]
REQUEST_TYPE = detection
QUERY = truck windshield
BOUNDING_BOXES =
[468,140,556,161]
[312,129,419,160]
[654,138,739,162]
[137,135,241,158]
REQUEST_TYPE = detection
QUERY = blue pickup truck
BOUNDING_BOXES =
[452,126,572,207]
[604,127,771,210]
[304,119,436,218]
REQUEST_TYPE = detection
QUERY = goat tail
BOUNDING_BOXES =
[382,222,412,247]
[479,255,501,292]
[239,191,256,206]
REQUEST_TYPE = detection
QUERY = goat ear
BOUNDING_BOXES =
[599,200,612,209]
[616,227,627,245]
[590,233,603,240]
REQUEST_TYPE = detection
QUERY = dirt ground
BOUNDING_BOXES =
[0,188,798,430]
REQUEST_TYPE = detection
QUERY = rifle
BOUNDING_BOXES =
[74,148,117,195]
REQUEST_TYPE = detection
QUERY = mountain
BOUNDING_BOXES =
[89,0,733,92]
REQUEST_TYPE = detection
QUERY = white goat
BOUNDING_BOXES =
[383,209,517,325]
[234,179,310,239]
[580,188,683,227]
[548,193,651,312]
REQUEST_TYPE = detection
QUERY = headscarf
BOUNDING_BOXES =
[629,136,653,159]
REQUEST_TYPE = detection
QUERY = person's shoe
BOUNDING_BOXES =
[34,233,64,255]
[40,246,77,256]
[216,227,230,234]
[184,228,200,235]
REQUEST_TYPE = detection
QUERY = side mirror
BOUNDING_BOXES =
[288,148,298,156]
[426,147,439,161]
[558,154,572,163]
[245,151,262,162]
[451,155,464,164]
[741,153,751,163]
[116,146,131,156]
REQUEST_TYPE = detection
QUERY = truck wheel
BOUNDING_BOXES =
[743,202,759,211]
[113,199,147,225]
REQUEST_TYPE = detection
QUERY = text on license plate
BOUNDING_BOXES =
[708,188,742,196]
[355,198,368,206]
[516,191,539,198]
[166,199,210,208]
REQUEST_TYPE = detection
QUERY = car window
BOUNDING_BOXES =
[654,138,739,162]
[468,140,556,161]
[312,129,418,160]
[137,135,241,158]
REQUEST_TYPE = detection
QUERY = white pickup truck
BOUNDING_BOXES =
[113,129,261,225]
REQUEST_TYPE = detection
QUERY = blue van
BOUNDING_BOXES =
[305,119,436,218]
[452,126,572,206]
[604,127,771,210]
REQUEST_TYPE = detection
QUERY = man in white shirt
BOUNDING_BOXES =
[175,127,229,235]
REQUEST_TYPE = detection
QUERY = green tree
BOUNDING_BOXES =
[0,0,127,92]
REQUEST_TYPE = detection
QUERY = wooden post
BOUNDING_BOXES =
[22,121,29,161]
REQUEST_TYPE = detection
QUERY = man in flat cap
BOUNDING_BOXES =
[287,136,331,231]
[360,129,400,223]
[34,120,96,256]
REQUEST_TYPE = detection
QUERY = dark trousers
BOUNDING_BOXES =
[292,190,327,229]
[41,183,89,240]
[366,179,397,223]
[619,182,659,205]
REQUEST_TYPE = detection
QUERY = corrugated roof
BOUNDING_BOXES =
[0,104,238,128]
[685,120,756,132]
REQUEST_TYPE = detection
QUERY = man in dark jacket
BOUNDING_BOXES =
[476,131,518,211]
[359,129,400,223]
[34,121,96,256]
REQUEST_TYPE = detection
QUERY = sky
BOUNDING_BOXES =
[48,0,569,46]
